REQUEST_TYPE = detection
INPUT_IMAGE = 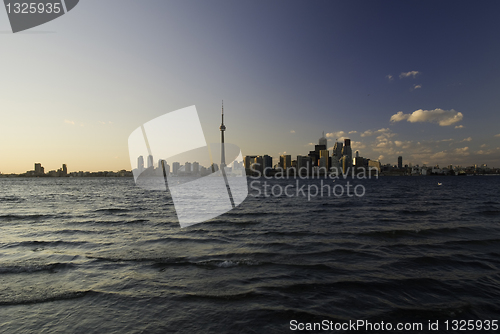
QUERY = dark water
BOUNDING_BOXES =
[0,176,499,333]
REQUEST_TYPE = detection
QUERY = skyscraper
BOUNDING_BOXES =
[280,155,291,170]
[398,156,403,169]
[319,149,329,170]
[263,155,273,175]
[244,155,257,170]
[319,131,327,147]
[172,162,180,175]
[332,141,343,158]
[341,139,352,170]
[34,163,44,175]
[137,156,144,173]
[147,155,154,168]
[192,161,199,174]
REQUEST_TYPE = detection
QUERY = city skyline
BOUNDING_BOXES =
[2,1,500,174]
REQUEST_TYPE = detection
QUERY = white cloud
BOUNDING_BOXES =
[455,147,470,155]
[64,120,75,125]
[326,131,346,139]
[351,141,365,149]
[495,134,500,137]
[390,108,463,126]
[480,144,487,148]
[455,125,465,129]
[386,74,393,81]
[290,130,295,134]
[412,84,422,90]
[360,128,391,137]
[399,70,420,79]
[476,147,500,155]
[461,137,472,142]
[349,130,358,134]
[376,141,392,148]
[394,140,413,149]
[430,147,470,161]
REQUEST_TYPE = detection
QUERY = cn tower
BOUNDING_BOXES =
[219,100,234,208]
[220,100,226,167]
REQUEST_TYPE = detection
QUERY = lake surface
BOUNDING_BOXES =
[0,176,499,333]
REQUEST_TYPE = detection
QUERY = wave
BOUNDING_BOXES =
[2,240,88,249]
[0,262,75,274]
[0,196,25,203]
[93,208,132,214]
[383,255,496,271]
[0,213,53,221]
[180,290,261,301]
[397,209,435,215]
[475,210,500,216]
[358,226,476,238]
[0,290,96,306]
[87,255,264,268]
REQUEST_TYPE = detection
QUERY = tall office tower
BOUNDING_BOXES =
[340,139,352,171]
[319,156,328,170]
[137,156,144,172]
[147,155,154,168]
[310,144,326,167]
[356,151,359,158]
[319,131,327,147]
[62,164,67,176]
[244,155,257,169]
[341,155,350,172]
[254,156,264,173]
[263,155,273,173]
[332,141,343,158]
[172,162,180,175]
[220,101,226,168]
[319,149,329,170]
[308,150,317,166]
[297,156,312,175]
[192,161,199,174]
[398,156,403,169]
[34,163,44,175]
[280,155,291,170]
[341,138,352,160]
[184,162,192,173]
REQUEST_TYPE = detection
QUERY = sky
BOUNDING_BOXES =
[1,0,500,174]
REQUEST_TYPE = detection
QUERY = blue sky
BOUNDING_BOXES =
[1,0,500,173]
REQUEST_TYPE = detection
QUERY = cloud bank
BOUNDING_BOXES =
[390,108,463,126]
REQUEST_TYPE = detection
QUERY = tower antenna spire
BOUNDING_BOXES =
[219,100,234,208]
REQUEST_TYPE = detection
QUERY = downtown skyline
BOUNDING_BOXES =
[1,1,500,174]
